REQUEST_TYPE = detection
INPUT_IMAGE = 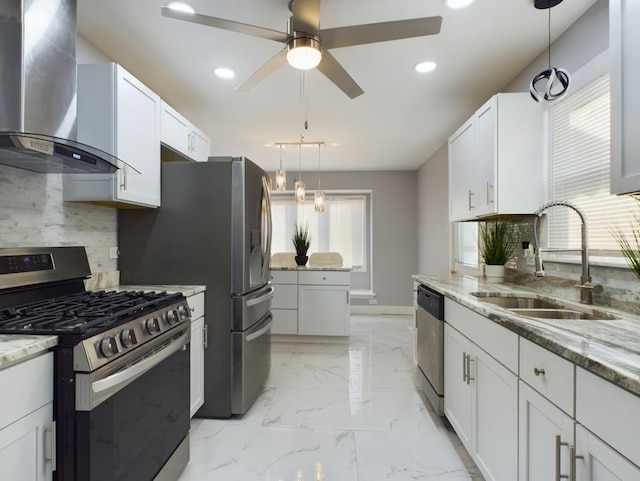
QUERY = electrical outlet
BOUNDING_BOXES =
[109,247,119,259]
[369,298,378,305]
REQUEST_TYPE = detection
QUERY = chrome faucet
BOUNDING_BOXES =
[532,200,603,305]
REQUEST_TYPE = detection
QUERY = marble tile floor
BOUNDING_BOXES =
[178,314,483,481]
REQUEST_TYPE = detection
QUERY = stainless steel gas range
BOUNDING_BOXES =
[0,247,192,481]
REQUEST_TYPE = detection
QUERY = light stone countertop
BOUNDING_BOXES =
[270,266,353,271]
[413,274,640,397]
[0,335,58,370]
[100,285,206,297]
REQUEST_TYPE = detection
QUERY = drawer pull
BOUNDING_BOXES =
[534,367,546,376]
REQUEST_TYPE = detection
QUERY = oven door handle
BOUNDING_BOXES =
[92,329,189,394]
[245,285,274,307]
[246,313,273,342]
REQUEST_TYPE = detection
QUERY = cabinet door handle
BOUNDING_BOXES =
[555,435,570,481]
[468,190,475,210]
[203,324,208,349]
[534,367,546,376]
[487,182,494,204]
[45,421,57,471]
[120,166,127,190]
[466,354,474,384]
[462,352,468,383]
[570,445,583,481]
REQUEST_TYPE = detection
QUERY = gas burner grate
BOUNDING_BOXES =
[0,290,184,336]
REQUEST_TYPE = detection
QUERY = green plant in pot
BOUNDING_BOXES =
[479,219,516,283]
[292,223,311,266]
[613,196,640,281]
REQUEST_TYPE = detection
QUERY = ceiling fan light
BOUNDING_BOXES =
[164,2,196,14]
[445,0,474,8]
[286,38,322,70]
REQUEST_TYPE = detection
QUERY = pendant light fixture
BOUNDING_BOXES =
[295,144,305,203]
[314,143,325,213]
[275,144,286,191]
[529,0,570,102]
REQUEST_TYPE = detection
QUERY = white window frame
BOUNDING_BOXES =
[452,221,481,275]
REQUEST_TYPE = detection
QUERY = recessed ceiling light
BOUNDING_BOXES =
[165,2,196,14]
[445,0,474,8]
[414,61,437,73]
[214,68,235,79]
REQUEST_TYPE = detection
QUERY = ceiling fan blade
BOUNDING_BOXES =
[321,16,442,49]
[161,6,288,43]
[235,50,288,92]
[289,0,321,34]
[316,50,364,99]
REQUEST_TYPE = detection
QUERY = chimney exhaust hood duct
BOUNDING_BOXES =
[0,0,123,174]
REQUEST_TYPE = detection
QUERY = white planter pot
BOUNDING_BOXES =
[485,264,506,283]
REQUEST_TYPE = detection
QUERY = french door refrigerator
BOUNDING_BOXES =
[118,157,273,418]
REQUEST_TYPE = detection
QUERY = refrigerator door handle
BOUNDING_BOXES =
[261,175,273,284]
[246,313,273,342]
[246,285,274,307]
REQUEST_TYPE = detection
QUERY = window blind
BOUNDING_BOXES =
[547,73,637,251]
[271,193,367,269]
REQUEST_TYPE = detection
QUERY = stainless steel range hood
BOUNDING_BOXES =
[0,0,121,174]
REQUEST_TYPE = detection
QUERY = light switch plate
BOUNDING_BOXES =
[109,247,119,259]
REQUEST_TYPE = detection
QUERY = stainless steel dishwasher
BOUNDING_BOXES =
[416,285,445,416]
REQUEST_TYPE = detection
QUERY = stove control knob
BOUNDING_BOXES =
[177,305,190,320]
[146,318,161,334]
[166,309,178,325]
[100,337,119,358]
[120,329,137,348]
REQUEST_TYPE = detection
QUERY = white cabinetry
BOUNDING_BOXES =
[0,353,54,481]
[64,63,161,207]
[448,93,545,221]
[187,292,205,417]
[575,425,640,480]
[271,270,299,335]
[270,269,351,336]
[443,300,518,481]
[610,0,640,194]
[161,101,211,163]
[298,271,350,336]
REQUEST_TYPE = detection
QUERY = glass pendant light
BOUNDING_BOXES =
[314,144,325,213]
[275,145,286,191]
[295,144,305,203]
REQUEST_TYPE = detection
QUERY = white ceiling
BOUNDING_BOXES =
[77,0,597,172]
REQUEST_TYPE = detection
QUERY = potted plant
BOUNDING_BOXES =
[614,196,640,281]
[292,223,311,266]
[479,219,516,283]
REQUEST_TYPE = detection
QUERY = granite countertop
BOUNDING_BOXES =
[101,285,206,297]
[271,266,353,271]
[0,335,58,371]
[413,274,640,397]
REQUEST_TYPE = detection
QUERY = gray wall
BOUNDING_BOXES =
[416,0,609,277]
[277,170,418,307]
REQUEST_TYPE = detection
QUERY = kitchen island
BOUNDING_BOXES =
[271,266,352,337]
[414,274,640,481]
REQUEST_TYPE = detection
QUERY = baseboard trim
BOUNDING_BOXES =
[350,305,413,315]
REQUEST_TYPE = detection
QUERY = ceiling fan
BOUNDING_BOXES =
[161,0,442,99]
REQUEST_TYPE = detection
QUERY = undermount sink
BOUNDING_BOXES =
[475,295,564,310]
[509,308,612,321]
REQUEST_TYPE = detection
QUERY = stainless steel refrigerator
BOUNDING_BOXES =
[118,157,273,418]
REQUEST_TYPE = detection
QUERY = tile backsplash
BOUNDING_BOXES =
[0,165,117,274]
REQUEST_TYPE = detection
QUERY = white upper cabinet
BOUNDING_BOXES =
[610,0,640,194]
[448,93,545,222]
[161,101,211,163]
[64,63,161,208]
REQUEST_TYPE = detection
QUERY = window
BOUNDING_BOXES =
[546,73,637,256]
[270,192,368,271]
[456,222,479,269]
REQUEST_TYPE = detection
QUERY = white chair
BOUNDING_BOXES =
[270,252,296,267]
[308,252,343,267]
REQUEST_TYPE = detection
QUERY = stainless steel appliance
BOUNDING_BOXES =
[118,156,273,418]
[416,285,445,416]
[0,246,192,481]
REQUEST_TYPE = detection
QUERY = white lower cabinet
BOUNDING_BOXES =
[519,381,575,481]
[443,323,518,481]
[187,292,205,418]
[575,425,640,480]
[0,352,54,481]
